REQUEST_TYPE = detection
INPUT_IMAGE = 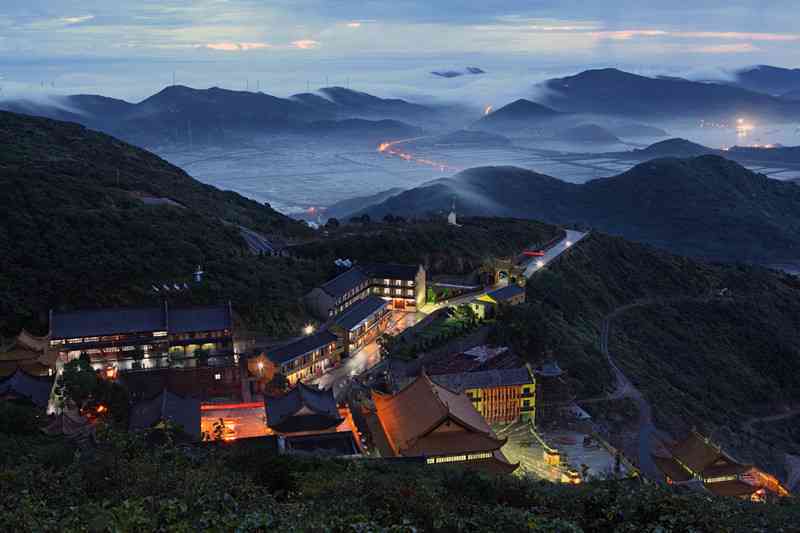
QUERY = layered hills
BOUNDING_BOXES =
[360,155,800,262]
[542,68,800,121]
[0,85,432,147]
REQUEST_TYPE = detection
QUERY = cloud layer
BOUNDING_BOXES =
[0,1,797,100]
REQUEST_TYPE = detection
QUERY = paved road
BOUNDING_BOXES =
[314,311,423,397]
[523,229,587,278]
[422,229,588,313]
[599,295,725,481]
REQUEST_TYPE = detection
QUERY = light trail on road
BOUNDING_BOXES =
[377,137,460,173]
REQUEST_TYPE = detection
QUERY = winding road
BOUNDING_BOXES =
[599,294,726,480]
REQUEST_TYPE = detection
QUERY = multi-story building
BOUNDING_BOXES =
[48,303,237,375]
[330,295,391,356]
[251,330,341,385]
[305,263,426,319]
[430,366,536,424]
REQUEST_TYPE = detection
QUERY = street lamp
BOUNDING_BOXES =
[303,324,315,335]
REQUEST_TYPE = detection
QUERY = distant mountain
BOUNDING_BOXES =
[542,68,800,121]
[313,87,430,119]
[0,85,434,147]
[361,156,800,262]
[321,188,407,221]
[783,89,800,101]
[608,123,669,139]
[296,118,423,140]
[734,65,800,95]
[556,124,620,143]
[728,145,800,165]
[632,138,718,158]
[476,99,562,132]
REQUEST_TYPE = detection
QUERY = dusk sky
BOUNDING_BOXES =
[1,1,799,102]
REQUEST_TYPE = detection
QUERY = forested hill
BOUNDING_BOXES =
[0,111,318,337]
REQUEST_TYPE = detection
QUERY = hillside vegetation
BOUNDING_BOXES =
[505,232,800,478]
[291,217,562,277]
[362,156,800,263]
[0,111,321,337]
[2,406,798,532]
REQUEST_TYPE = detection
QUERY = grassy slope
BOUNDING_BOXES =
[2,407,798,532]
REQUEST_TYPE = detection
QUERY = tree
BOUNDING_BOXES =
[325,217,340,229]
[264,372,289,397]
[58,353,99,409]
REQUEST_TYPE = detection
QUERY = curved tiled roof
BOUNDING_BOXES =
[266,382,341,432]
[372,373,504,457]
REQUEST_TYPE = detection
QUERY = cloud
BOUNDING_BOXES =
[291,39,320,49]
[203,42,272,51]
[592,30,668,41]
[677,31,800,42]
[692,43,759,54]
[59,15,94,25]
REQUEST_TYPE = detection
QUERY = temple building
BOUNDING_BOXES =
[265,382,343,434]
[330,295,391,356]
[129,389,202,441]
[471,284,526,319]
[305,263,426,319]
[652,430,791,500]
[370,373,518,473]
[0,368,54,408]
[0,331,55,378]
[251,330,341,386]
[430,366,536,424]
[263,383,361,454]
[48,303,238,375]
[534,361,572,427]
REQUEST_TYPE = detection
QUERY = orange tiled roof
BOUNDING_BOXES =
[670,431,727,474]
[706,480,758,498]
[652,455,692,482]
[372,373,505,457]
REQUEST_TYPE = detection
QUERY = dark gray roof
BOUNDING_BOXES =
[361,263,420,281]
[487,284,525,301]
[168,305,232,334]
[430,367,533,391]
[535,361,564,377]
[320,268,369,298]
[266,330,338,365]
[0,369,53,407]
[51,307,166,338]
[50,304,232,338]
[129,390,201,441]
[334,295,389,331]
[266,383,341,432]
[286,432,359,455]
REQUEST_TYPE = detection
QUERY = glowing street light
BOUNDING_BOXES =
[565,241,573,247]
[303,324,315,335]
[536,260,545,268]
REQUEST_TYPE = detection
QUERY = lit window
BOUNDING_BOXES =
[153,331,168,338]
[214,373,222,381]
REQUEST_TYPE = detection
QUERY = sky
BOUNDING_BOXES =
[1,1,799,103]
